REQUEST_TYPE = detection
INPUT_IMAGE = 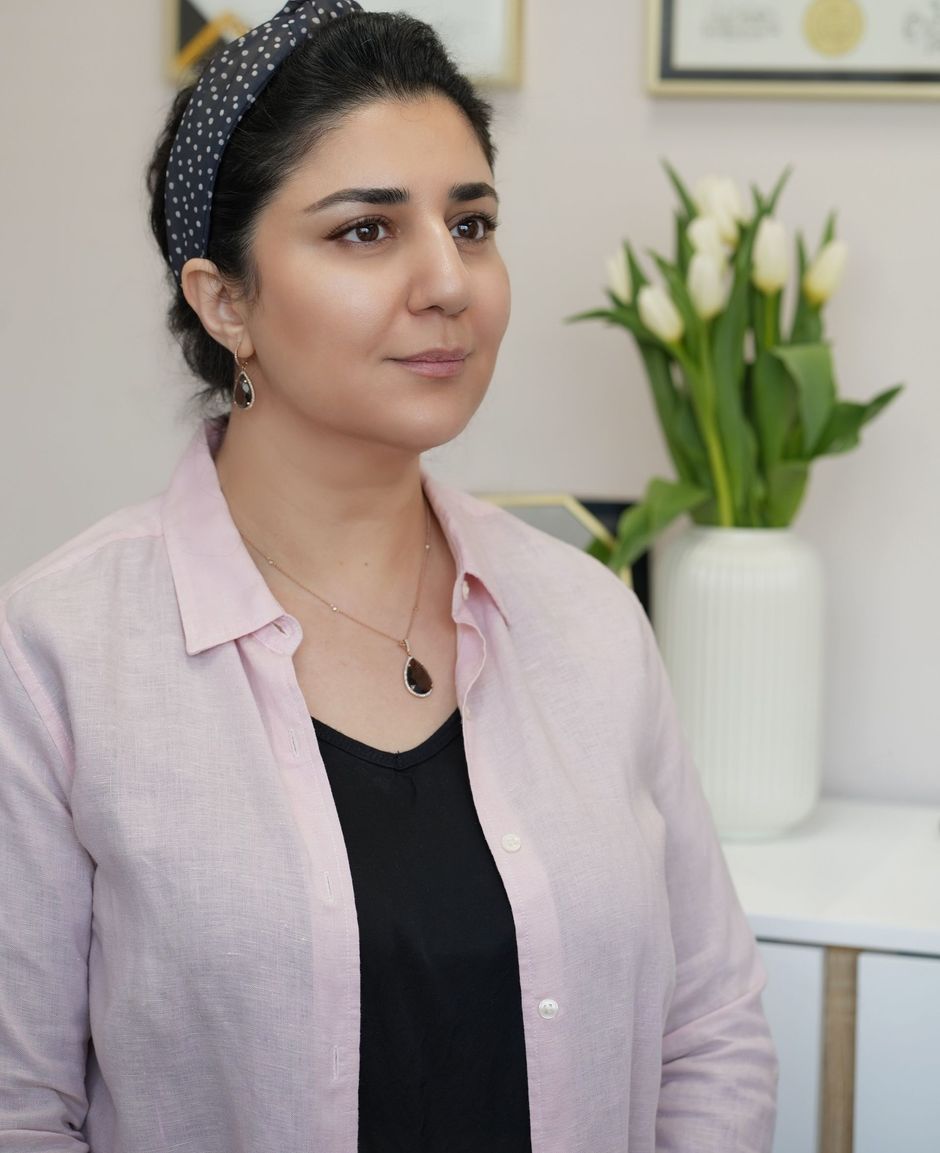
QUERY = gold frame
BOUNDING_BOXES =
[167,5,247,84]
[477,492,634,588]
[483,0,524,89]
[167,2,524,88]
[647,0,940,102]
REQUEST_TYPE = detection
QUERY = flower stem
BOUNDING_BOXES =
[699,348,735,526]
[674,338,735,527]
[764,292,779,349]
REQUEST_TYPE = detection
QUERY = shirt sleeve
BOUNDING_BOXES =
[636,606,779,1153]
[0,619,92,1150]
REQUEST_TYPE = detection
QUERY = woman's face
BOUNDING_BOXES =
[238,94,510,455]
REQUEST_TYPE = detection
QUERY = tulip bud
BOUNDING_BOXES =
[638,284,685,344]
[752,217,789,294]
[605,247,632,304]
[687,215,728,264]
[693,175,748,246]
[803,239,847,305]
[687,253,731,321]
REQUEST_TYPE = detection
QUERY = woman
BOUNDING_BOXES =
[0,4,778,1151]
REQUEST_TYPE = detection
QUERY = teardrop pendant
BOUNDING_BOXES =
[233,370,255,410]
[404,654,433,698]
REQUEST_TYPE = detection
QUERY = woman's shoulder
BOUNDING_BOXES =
[0,496,167,635]
[425,473,646,628]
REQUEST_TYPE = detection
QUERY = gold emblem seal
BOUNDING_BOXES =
[803,0,866,58]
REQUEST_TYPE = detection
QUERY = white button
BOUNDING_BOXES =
[461,579,471,600]
[538,998,559,1020]
[501,833,522,853]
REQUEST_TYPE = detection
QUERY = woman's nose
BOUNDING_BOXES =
[406,223,471,317]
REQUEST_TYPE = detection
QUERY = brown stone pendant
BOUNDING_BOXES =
[401,640,432,698]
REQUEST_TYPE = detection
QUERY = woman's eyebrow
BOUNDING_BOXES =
[304,182,499,213]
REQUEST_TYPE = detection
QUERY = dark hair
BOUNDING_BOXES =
[146,10,497,409]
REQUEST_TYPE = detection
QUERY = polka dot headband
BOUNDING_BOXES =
[165,0,363,284]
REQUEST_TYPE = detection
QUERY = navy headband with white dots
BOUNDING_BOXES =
[165,0,363,284]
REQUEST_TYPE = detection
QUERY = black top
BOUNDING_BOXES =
[312,708,532,1153]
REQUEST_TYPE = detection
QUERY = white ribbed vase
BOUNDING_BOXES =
[653,527,824,840]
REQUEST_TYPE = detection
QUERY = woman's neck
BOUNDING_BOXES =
[214,406,434,612]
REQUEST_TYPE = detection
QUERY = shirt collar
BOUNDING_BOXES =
[419,466,512,629]
[162,420,510,656]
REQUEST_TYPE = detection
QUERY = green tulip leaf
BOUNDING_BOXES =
[752,286,783,353]
[565,308,621,325]
[815,385,903,456]
[772,343,836,457]
[609,477,709,571]
[662,160,698,221]
[765,461,810,526]
[765,166,793,215]
[625,243,650,294]
[585,536,612,565]
[744,425,768,525]
[820,210,838,247]
[752,349,796,472]
[650,253,704,354]
[789,234,823,344]
[671,391,711,484]
[675,215,693,277]
[638,344,700,485]
[714,215,761,385]
[646,477,709,533]
[712,222,760,517]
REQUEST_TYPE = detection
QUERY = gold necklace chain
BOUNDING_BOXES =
[238,498,432,653]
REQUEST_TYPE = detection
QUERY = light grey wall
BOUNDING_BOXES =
[2,1,937,802]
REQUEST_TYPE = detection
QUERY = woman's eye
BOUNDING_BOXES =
[452,215,497,242]
[332,213,497,246]
[339,219,390,244]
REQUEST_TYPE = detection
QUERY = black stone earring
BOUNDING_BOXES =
[233,339,255,410]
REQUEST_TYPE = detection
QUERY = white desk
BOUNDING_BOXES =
[722,799,940,1153]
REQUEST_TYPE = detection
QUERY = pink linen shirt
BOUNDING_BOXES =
[0,421,778,1152]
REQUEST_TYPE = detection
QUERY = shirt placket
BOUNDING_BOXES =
[454,579,573,1153]
[239,615,361,1153]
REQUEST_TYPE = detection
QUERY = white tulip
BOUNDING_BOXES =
[687,215,729,264]
[638,284,685,344]
[605,248,632,304]
[803,239,848,305]
[693,175,748,246]
[752,217,790,294]
[687,252,731,321]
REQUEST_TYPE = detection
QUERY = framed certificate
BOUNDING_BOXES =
[648,0,940,99]
[169,1,523,87]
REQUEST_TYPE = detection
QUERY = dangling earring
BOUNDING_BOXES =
[232,338,255,410]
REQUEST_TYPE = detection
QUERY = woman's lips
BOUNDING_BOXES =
[392,355,468,378]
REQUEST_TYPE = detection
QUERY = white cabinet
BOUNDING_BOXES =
[723,799,940,1153]
[757,941,824,1153]
[854,952,940,1153]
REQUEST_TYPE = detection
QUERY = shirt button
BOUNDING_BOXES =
[461,579,471,601]
[538,998,559,1020]
[501,833,522,853]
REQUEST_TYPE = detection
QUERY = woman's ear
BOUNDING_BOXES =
[180,259,254,358]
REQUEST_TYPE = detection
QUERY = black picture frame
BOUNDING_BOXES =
[648,0,940,100]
